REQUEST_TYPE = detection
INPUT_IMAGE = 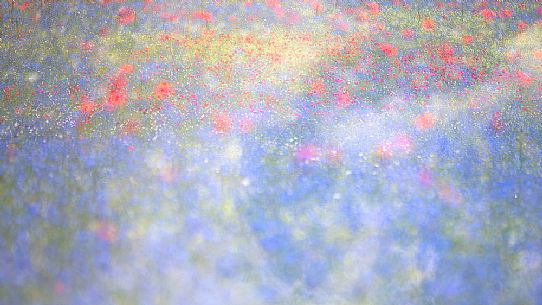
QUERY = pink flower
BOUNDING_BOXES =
[334,90,352,107]
[295,144,319,163]
[239,118,254,133]
[401,28,414,38]
[212,112,232,134]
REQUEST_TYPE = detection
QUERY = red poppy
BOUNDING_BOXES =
[212,112,232,134]
[80,41,94,51]
[153,81,174,100]
[118,64,133,75]
[517,21,528,31]
[437,43,454,63]
[421,18,435,31]
[515,71,534,86]
[15,0,32,11]
[117,7,136,25]
[366,2,379,15]
[192,10,213,23]
[461,35,474,45]
[312,1,322,13]
[480,9,495,21]
[377,43,397,57]
[79,94,95,113]
[110,75,127,90]
[106,88,127,107]
[498,9,512,18]
[310,80,326,95]
[98,27,109,36]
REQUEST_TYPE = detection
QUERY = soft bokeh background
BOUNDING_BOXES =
[1,1,541,304]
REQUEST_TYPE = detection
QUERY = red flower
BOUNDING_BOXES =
[334,90,352,107]
[106,88,127,107]
[212,112,232,134]
[377,43,397,57]
[310,0,322,13]
[118,64,133,75]
[490,111,503,133]
[421,18,435,31]
[366,2,379,15]
[480,9,495,21]
[515,71,534,86]
[106,74,128,108]
[438,43,454,63]
[192,10,213,23]
[109,75,127,90]
[79,94,95,113]
[517,21,528,31]
[159,34,173,41]
[461,35,474,45]
[117,7,136,25]
[498,9,512,18]
[98,27,109,36]
[401,28,414,38]
[80,41,94,51]
[153,81,174,100]
[310,80,326,95]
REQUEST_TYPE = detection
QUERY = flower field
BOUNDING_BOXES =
[0,1,541,304]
